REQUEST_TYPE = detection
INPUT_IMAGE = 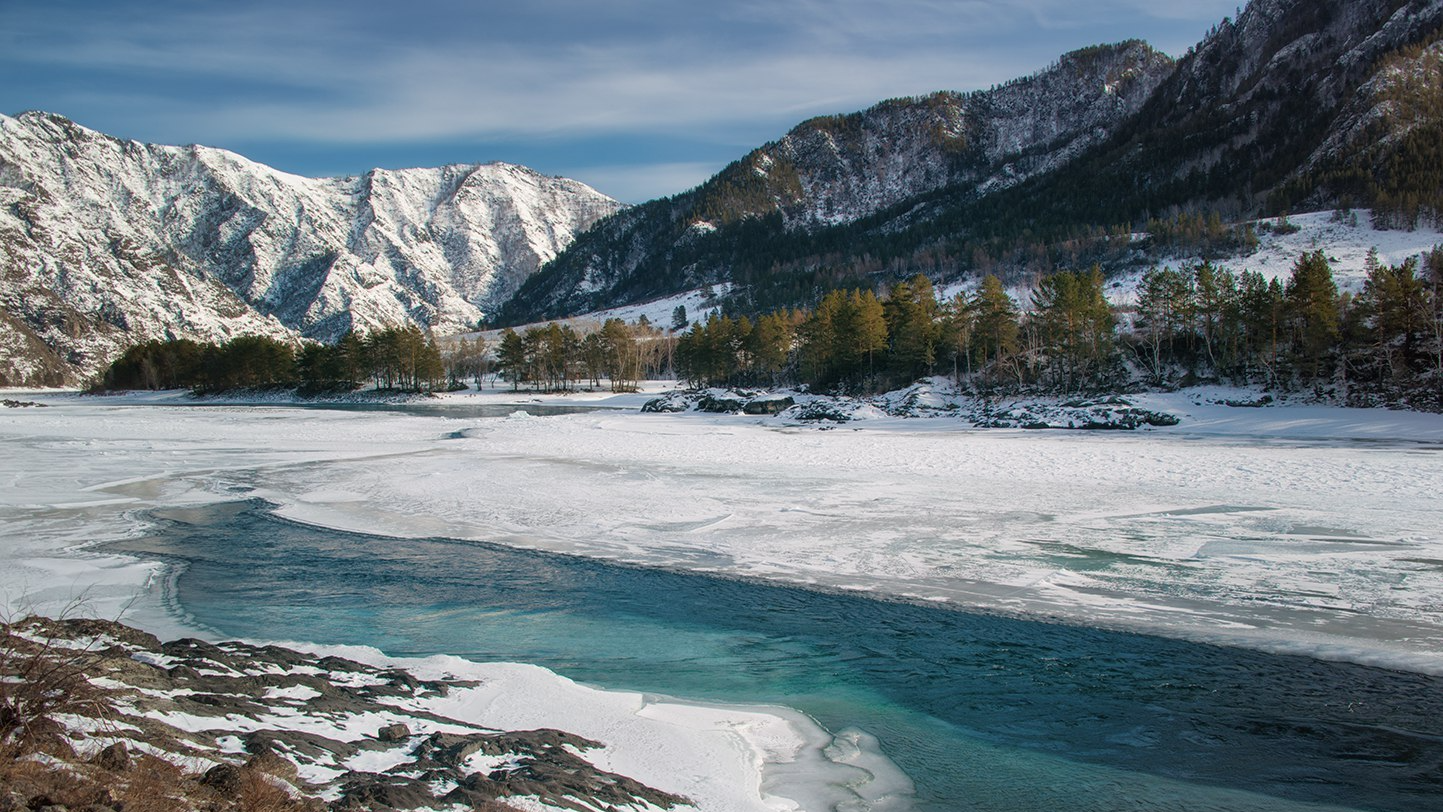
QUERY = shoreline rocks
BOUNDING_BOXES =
[1,617,690,812]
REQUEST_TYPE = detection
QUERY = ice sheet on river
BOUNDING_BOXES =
[4,390,1443,676]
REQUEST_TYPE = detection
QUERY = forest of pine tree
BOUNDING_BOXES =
[99,247,1443,412]
[100,325,450,394]
[667,249,1443,410]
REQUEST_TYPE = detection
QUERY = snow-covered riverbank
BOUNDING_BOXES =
[4,384,1443,808]
[2,389,917,812]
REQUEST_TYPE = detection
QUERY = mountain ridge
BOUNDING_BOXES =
[497,40,1175,322]
[498,0,1443,326]
[0,111,622,385]
[8,0,1443,385]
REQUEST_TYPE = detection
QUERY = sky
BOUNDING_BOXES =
[1,0,1244,203]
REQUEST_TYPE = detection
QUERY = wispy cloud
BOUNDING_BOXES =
[0,0,1240,196]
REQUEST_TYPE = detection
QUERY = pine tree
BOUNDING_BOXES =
[1134,266,1192,383]
[1031,266,1114,390]
[1358,256,1429,381]
[884,275,941,384]
[496,329,527,390]
[1284,250,1341,381]
[970,275,1020,384]
[939,292,975,381]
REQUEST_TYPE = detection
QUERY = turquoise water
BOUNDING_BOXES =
[117,500,1443,812]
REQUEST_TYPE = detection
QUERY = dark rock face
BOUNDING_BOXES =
[743,396,795,415]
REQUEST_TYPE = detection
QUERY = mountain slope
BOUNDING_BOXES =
[500,0,1443,326]
[498,41,1173,322]
[977,0,1443,227]
[0,112,622,385]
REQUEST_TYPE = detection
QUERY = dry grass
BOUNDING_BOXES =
[1,615,322,812]
[0,616,108,760]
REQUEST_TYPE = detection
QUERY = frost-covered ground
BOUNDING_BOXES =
[6,385,1443,674]
[931,209,1443,308]
[3,385,1443,806]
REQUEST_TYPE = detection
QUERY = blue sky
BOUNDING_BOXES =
[2,0,1243,202]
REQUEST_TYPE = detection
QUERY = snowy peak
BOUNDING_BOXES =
[0,112,623,385]
[714,39,1172,231]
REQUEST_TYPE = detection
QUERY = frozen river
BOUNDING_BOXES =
[4,391,1443,810]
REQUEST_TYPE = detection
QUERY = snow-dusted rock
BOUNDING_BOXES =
[0,112,623,385]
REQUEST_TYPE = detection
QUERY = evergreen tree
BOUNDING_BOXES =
[495,328,527,390]
[1191,261,1236,372]
[1030,266,1115,390]
[1238,271,1286,384]
[884,275,941,384]
[749,311,796,385]
[970,275,1020,384]
[939,292,975,381]
[1284,250,1341,381]
[798,292,842,386]
[1357,256,1430,381]
[1134,266,1192,383]
[833,289,888,385]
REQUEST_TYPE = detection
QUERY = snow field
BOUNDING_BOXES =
[4,388,1443,807]
[0,394,905,812]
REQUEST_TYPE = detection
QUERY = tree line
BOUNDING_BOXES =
[100,325,462,394]
[670,248,1443,408]
[99,246,1443,409]
[491,318,675,392]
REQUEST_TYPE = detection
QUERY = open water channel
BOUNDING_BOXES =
[113,499,1443,812]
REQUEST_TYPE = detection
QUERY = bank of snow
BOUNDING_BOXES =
[0,391,913,812]
[1107,209,1443,305]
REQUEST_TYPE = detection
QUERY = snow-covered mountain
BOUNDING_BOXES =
[500,0,1443,326]
[0,112,623,386]
[757,40,1174,231]
[499,41,1172,322]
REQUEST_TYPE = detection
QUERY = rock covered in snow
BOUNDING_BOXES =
[0,616,688,812]
[639,381,1183,430]
[0,112,624,385]
[966,397,1182,430]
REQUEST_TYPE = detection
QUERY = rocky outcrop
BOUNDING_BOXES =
[639,384,1183,430]
[0,616,687,812]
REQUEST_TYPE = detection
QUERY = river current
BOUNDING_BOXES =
[113,499,1443,812]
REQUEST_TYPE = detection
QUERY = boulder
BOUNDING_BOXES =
[376,723,411,742]
[93,742,130,772]
[743,397,794,415]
